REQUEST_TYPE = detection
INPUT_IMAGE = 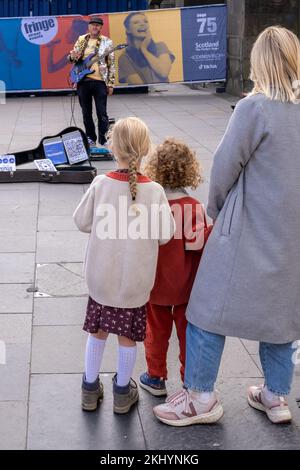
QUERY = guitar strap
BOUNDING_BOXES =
[79,34,102,62]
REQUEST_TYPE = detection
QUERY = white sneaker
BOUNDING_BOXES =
[247,385,292,424]
[153,388,224,427]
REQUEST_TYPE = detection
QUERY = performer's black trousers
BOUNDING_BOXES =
[77,79,108,145]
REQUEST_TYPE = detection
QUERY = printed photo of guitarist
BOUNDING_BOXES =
[68,17,115,147]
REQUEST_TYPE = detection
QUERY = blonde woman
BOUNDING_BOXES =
[154,26,300,426]
[73,117,175,414]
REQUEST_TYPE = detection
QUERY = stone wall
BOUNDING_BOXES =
[226,0,245,96]
[243,0,299,92]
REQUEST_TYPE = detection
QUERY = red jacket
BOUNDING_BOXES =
[150,192,212,306]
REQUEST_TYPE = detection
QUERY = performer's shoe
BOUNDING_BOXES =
[87,137,97,148]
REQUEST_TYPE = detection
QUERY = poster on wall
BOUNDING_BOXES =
[0,18,41,91]
[181,5,227,82]
[0,5,227,92]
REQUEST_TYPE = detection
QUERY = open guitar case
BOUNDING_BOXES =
[0,127,99,184]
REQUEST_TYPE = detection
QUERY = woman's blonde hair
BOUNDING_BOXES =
[107,117,151,202]
[250,26,300,102]
[144,137,203,190]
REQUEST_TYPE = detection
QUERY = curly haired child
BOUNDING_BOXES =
[139,137,212,396]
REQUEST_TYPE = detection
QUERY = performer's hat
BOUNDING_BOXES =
[89,17,104,25]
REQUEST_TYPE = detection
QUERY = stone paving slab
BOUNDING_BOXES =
[250,354,263,375]
[219,337,262,378]
[36,231,88,263]
[31,325,86,374]
[31,327,147,375]
[0,205,38,233]
[27,374,146,450]
[33,297,87,326]
[0,145,9,154]
[193,146,214,160]
[0,344,30,401]
[0,285,33,314]
[241,339,259,354]
[38,215,77,232]
[0,183,37,191]
[35,263,86,298]
[30,320,262,382]
[0,135,13,145]
[139,377,300,450]
[38,200,80,217]
[39,184,84,200]
[0,253,35,284]
[31,323,174,377]
[0,233,36,253]
[0,189,38,206]
[0,402,28,450]
[9,142,40,153]
[0,314,32,344]
[240,341,263,374]
[200,159,213,183]
[26,374,300,451]
[191,182,210,210]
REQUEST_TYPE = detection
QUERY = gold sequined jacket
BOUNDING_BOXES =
[68,34,115,87]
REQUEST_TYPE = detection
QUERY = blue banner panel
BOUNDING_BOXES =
[181,5,227,82]
[48,0,148,15]
[0,0,149,16]
[0,18,41,91]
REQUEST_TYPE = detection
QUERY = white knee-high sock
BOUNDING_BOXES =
[117,345,137,387]
[84,335,106,383]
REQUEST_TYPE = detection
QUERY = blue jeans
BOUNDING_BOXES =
[184,322,296,396]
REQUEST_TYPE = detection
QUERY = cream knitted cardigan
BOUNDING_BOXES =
[73,172,175,308]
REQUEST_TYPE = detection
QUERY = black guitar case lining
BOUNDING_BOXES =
[0,127,97,184]
[0,165,97,184]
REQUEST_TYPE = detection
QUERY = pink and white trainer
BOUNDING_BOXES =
[247,385,292,424]
[153,388,224,427]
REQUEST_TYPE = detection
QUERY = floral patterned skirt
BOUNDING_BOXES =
[83,297,147,342]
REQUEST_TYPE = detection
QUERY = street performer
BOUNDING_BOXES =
[68,17,115,147]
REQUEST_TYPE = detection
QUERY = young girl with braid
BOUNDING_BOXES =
[73,117,175,414]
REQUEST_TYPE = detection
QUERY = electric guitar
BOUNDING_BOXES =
[70,43,127,85]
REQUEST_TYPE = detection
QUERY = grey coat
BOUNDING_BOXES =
[187,94,300,343]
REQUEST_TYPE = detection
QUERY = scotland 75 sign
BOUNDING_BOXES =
[197,13,217,35]
[181,5,227,82]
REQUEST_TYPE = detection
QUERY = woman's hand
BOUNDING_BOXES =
[107,87,114,96]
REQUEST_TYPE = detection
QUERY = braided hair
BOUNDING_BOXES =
[128,152,138,202]
[107,117,151,211]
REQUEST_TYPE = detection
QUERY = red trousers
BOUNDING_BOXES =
[144,303,188,381]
